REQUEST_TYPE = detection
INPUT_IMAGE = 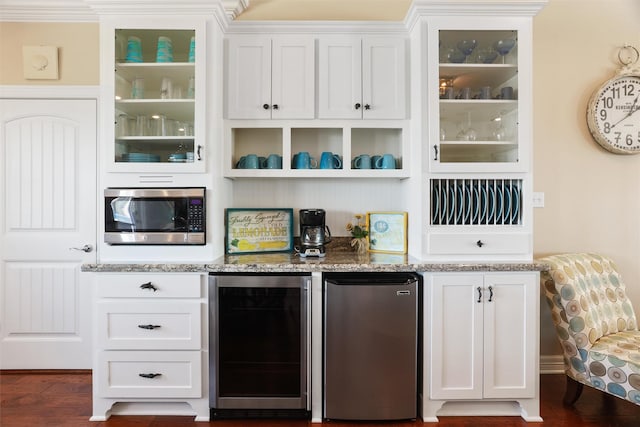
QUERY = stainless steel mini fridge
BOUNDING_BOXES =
[323,272,419,420]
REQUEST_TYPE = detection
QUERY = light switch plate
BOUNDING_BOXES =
[532,192,545,208]
[23,46,59,80]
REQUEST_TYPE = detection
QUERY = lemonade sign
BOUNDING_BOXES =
[225,208,294,254]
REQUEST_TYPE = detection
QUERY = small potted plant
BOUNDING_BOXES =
[346,214,369,254]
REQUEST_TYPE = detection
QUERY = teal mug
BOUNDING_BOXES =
[263,154,282,169]
[353,154,371,169]
[375,154,396,169]
[238,154,259,169]
[320,152,342,169]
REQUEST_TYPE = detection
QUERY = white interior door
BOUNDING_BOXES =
[0,98,97,369]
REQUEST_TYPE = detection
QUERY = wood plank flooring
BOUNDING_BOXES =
[1,371,639,426]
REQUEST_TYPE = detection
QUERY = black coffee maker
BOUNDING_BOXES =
[299,209,331,257]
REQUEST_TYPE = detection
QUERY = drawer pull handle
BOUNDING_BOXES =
[476,240,484,248]
[488,286,494,302]
[139,373,162,379]
[138,324,161,330]
[139,282,157,292]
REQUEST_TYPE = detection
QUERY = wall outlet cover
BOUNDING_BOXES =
[23,46,59,80]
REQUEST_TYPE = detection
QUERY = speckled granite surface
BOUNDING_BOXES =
[81,250,549,273]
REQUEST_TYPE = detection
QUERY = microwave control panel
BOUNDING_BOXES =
[188,198,205,232]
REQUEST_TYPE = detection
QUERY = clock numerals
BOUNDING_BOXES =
[588,74,640,154]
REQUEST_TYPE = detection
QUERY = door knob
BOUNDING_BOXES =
[69,244,93,253]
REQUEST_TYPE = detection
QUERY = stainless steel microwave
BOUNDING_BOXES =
[104,187,205,245]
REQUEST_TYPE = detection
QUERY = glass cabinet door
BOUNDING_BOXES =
[430,25,530,172]
[109,21,205,172]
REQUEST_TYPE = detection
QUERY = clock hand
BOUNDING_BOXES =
[611,94,640,129]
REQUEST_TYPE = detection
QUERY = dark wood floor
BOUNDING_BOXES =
[1,371,639,426]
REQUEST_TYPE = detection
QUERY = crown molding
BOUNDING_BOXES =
[224,20,408,35]
[0,1,97,22]
[0,0,248,22]
[405,0,548,31]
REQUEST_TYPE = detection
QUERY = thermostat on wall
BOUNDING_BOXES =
[22,46,59,80]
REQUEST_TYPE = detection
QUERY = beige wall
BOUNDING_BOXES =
[0,22,99,85]
[533,0,640,354]
[2,0,639,358]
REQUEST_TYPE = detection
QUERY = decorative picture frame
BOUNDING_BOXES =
[225,208,294,254]
[366,211,408,254]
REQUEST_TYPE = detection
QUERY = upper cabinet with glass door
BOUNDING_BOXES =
[427,19,533,173]
[104,18,206,173]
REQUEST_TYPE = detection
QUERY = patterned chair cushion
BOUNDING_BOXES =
[539,253,640,405]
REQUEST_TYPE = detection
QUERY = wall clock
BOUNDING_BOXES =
[586,45,640,154]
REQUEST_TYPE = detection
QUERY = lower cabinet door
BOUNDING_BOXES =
[97,350,202,398]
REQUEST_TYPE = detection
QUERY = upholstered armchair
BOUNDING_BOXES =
[539,253,640,406]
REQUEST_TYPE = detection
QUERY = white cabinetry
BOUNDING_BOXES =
[91,273,209,422]
[99,17,207,174]
[318,36,406,119]
[226,36,315,119]
[415,2,544,261]
[424,272,540,421]
[224,121,409,178]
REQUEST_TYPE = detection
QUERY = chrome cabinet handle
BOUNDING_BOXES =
[137,324,161,330]
[477,286,482,303]
[138,373,162,379]
[69,244,93,253]
[139,282,157,292]
[488,286,494,302]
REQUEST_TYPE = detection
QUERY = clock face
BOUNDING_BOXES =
[587,74,640,154]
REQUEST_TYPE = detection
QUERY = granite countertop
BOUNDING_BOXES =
[81,251,549,273]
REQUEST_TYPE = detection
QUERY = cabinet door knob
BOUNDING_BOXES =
[137,324,161,330]
[139,373,162,379]
[476,240,484,247]
[139,282,157,292]
[272,104,279,110]
[364,104,371,110]
[354,103,361,109]
[263,104,270,110]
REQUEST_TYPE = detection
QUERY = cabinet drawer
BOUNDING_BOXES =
[428,233,530,255]
[96,274,202,298]
[97,350,202,398]
[97,301,201,350]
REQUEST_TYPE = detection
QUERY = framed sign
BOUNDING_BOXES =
[366,212,408,254]
[225,208,294,254]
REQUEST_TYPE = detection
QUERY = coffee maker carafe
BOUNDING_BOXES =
[299,209,331,257]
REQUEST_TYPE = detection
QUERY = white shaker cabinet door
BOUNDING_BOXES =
[227,36,315,119]
[362,37,406,119]
[429,274,484,400]
[226,36,272,119]
[271,37,315,119]
[482,273,537,399]
[318,37,362,119]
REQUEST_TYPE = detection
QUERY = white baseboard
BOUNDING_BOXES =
[540,354,564,374]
